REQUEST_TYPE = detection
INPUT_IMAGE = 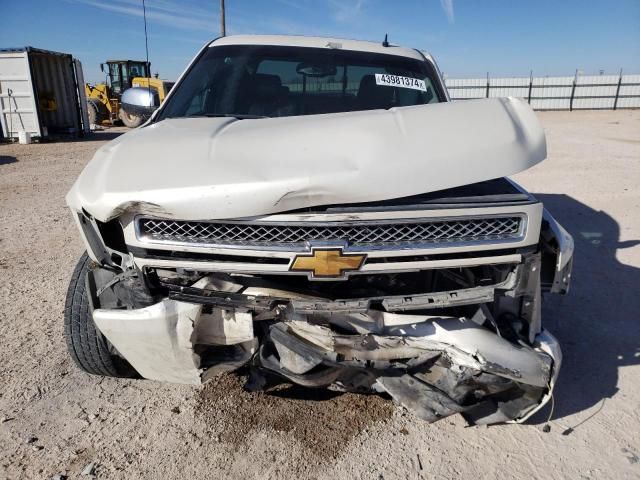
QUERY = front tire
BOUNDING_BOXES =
[63,253,136,378]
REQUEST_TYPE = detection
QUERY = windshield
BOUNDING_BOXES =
[158,45,444,120]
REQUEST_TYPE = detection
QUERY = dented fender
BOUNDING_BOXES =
[541,209,574,294]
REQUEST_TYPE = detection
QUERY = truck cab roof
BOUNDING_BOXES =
[209,34,435,64]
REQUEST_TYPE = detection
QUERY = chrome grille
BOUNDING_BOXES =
[137,216,523,249]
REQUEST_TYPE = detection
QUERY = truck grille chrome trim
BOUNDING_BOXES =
[136,216,525,250]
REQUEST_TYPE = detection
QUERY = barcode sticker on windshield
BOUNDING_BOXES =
[375,74,426,92]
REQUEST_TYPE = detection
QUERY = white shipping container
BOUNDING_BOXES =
[0,47,89,139]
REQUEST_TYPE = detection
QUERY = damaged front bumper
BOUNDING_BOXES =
[78,191,573,426]
[91,265,562,425]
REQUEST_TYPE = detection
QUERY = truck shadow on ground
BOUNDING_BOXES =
[26,129,127,144]
[0,155,17,165]
[77,130,128,142]
[530,193,640,427]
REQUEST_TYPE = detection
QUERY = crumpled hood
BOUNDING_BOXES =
[67,97,546,222]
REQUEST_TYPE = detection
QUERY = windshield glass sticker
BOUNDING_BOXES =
[375,74,426,92]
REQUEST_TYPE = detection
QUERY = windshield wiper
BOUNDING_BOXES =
[185,113,269,120]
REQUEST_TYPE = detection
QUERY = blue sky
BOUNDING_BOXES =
[2,0,638,83]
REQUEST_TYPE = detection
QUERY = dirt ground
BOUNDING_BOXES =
[1,110,639,480]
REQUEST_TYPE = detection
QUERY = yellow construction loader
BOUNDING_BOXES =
[85,60,173,128]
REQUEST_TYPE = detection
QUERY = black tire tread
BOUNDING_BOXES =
[64,253,133,377]
[87,100,99,125]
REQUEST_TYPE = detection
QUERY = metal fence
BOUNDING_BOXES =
[444,72,640,110]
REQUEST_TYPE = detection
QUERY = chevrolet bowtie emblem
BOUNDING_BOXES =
[290,248,366,280]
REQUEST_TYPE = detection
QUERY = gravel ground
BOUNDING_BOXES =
[1,110,639,480]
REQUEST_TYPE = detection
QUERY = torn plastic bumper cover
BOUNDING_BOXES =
[91,272,561,425]
[257,315,560,425]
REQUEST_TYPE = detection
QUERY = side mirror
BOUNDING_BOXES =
[100,63,104,73]
[120,87,160,118]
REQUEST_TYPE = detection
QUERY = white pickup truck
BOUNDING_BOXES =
[65,35,573,425]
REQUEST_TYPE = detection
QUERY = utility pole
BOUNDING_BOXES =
[142,0,150,74]
[220,0,226,37]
